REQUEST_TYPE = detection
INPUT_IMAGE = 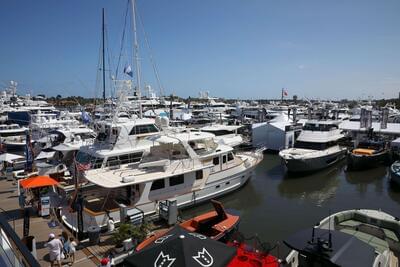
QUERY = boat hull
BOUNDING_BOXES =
[390,161,400,186]
[347,150,389,171]
[282,150,346,173]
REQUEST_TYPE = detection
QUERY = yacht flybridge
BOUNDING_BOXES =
[61,130,262,232]
[75,117,160,171]
[279,120,347,172]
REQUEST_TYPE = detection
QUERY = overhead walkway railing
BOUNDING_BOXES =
[0,213,40,267]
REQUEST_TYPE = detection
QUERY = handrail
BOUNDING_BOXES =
[0,208,15,230]
[0,213,40,267]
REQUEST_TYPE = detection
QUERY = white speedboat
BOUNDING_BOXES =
[60,131,263,232]
[279,120,347,172]
[285,209,400,267]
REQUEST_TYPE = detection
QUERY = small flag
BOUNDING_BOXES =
[284,89,288,96]
[81,111,91,124]
[123,65,133,77]
[76,161,91,172]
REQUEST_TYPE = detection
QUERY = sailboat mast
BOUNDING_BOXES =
[102,8,106,103]
[131,0,142,118]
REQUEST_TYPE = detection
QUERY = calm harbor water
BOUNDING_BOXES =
[182,154,400,246]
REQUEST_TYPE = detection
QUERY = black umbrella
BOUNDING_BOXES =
[124,225,236,267]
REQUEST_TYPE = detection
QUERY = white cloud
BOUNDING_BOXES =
[298,64,305,70]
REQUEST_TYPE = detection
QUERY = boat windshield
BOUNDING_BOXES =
[294,141,338,150]
[303,123,338,131]
[75,151,103,169]
[203,130,233,136]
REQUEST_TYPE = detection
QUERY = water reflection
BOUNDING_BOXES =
[277,162,344,207]
[388,179,400,205]
[345,167,386,196]
[181,155,400,245]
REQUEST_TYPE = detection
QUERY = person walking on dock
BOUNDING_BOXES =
[68,237,77,266]
[45,233,63,267]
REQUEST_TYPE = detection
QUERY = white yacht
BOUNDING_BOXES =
[35,126,97,176]
[199,124,246,148]
[60,131,263,232]
[30,111,80,140]
[0,124,28,150]
[279,120,347,172]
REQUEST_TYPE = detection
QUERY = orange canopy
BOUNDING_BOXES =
[20,176,59,189]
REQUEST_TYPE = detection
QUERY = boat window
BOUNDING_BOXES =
[129,124,159,135]
[129,152,143,163]
[119,154,130,164]
[303,123,338,131]
[228,153,234,161]
[222,155,227,164]
[106,156,119,167]
[203,130,231,136]
[294,141,338,150]
[169,174,184,186]
[92,158,104,169]
[150,179,165,191]
[0,131,24,137]
[213,157,219,165]
[196,170,203,180]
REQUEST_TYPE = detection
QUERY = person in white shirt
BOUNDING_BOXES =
[45,233,63,267]
[68,237,77,266]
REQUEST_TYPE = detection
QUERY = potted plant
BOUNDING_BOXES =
[130,222,152,247]
[113,223,134,253]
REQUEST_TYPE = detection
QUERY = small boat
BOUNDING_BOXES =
[390,161,400,186]
[347,139,389,170]
[135,200,240,251]
[284,209,400,267]
[180,200,240,241]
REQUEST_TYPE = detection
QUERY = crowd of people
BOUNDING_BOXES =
[45,231,77,267]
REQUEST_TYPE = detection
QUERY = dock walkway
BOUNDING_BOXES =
[0,178,97,267]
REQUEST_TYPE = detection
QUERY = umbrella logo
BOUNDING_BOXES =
[155,234,173,244]
[193,248,214,267]
[188,232,207,240]
[154,251,176,267]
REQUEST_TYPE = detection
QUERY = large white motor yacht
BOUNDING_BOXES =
[60,130,263,232]
[279,120,347,172]
[0,124,28,150]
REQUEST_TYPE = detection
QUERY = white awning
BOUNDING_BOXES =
[35,151,56,160]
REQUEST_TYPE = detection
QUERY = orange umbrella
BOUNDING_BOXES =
[20,176,59,189]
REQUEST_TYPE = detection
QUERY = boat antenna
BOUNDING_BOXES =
[328,209,332,248]
[131,0,143,118]
[311,225,315,243]
[102,8,106,103]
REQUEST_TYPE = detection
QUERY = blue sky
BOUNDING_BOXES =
[1,0,400,100]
